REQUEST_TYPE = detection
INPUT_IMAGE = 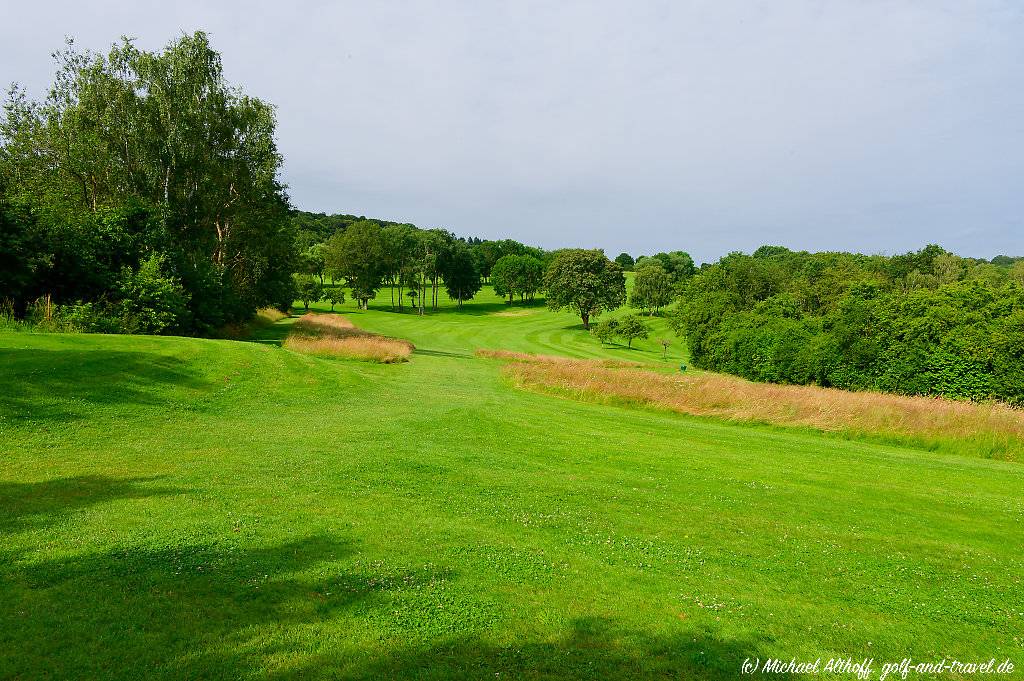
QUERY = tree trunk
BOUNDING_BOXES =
[581,312,590,329]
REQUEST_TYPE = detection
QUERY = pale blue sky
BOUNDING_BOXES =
[2,1,1022,262]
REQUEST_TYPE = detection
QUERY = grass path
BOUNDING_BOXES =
[1,288,1021,679]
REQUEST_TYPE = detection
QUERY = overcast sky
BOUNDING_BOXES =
[2,1,1022,262]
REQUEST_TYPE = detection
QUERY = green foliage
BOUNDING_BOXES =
[629,263,673,315]
[676,246,1024,403]
[591,318,620,345]
[616,314,650,348]
[544,249,626,329]
[116,254,191,334]
[635,251,695,282]
[490,254,544,305]
[614,252,635,271]
[438,243,483,307]
[0,33,295,333]
[325,287,346,311]
[324,221,384,309]
[294,275,325,312]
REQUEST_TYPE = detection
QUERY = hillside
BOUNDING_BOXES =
[1,286,1021,679]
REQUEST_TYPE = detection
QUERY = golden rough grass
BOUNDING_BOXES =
[285,313,413,363]
[475,348,648,369]
[217,307,290,339]
[492,309,534,317]
[257,307,289,324]
[502,360,1024,460]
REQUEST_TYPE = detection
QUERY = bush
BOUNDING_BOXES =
[116,254,191,334]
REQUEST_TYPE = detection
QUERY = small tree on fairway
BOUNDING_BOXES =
[592,318,620,345]
[658,337,671,360]
[544,249,626,329]
[295,276,324,312]
[326,288,345,311]
[618,314,650,348]
[614,252,635,271]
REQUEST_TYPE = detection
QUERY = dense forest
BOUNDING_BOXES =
[671,246,1024,405]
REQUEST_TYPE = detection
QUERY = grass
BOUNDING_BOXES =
[498,356,1024,461]
[1,284,1021,679]
[283,312,415,363]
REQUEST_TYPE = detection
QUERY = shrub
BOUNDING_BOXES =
[116,254,191,334]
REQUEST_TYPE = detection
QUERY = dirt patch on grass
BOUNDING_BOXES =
[285,313,414,363]
[500,359,1024,460]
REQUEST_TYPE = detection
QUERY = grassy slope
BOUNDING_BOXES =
[1,286,1021,680]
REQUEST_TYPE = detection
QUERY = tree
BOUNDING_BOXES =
[326,287,345,311]
[614,253,635,271]
[617,314,650,348]
[519,255,545,301]
[630,263,673,315]
[636,251,696,282]
[325,220,384,309]
[295,275,324,312]
[381,224,418,311]
[491,255,521,305]
[300,243,327,283]
[592,318,620,345]
[658,337,671,360]
[0,32,295,332]
[544,249,626,329]
[1011,261,1024,286]
[439,243,482,307]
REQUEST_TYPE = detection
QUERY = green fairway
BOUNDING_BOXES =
[1,289,1021,680]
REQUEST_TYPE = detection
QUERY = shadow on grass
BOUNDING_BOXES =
[246,318,297,347]
[413,348,472,359]
[274,617,777,680]
[364,298,547,318]
[0,487,782,681]
[0,532,465,679]
[0,475,182,534]
[0,348,211,423]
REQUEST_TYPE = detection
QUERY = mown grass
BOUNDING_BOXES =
[1,284,1021,679]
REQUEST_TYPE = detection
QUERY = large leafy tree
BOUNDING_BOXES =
[544,249,626,329]
[636,251,695,282]
[630,263,673,315]
[490,255,521,305]
[0,32,295,331]
[324,220,384,309]
[439,243,482,307]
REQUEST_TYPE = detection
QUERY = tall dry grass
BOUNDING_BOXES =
[475,348,649,369]
[217,307,291,339]
[501,359,1024,460]
[285,313,414,363]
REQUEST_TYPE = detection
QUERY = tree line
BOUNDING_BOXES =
[671,245,1024,405]
[294,214,634,330]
